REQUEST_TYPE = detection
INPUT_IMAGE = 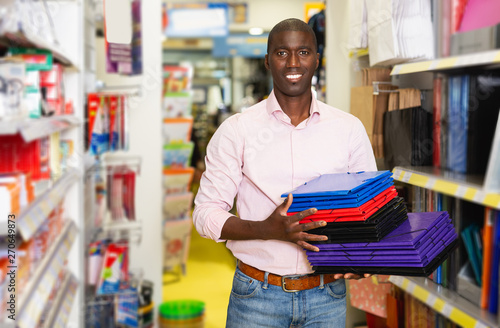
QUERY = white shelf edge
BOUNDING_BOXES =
[392,166,500,210]
[391,49,500,75]
[17,221,78,327]
[43,272,78,328]
[389,276,496,328]
[0,116,81,142]
[0,168,80,240]
[0,31,78,68]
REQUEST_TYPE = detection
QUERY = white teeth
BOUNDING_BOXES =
[286,74,302,79]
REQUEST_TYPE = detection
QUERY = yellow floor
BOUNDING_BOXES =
[162,226,236,327]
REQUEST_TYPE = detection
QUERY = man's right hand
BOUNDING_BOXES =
[262,194,328,252]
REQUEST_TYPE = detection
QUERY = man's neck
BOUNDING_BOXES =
[275,92,313,127]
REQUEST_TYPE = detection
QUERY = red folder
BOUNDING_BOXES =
[294,187,397,223]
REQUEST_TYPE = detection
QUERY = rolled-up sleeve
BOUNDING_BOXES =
[193,116,243,242]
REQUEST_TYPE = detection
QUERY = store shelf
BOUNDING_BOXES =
[96,220,143,244]
[0,31,77,68]
[0,116,80,142]
[391,49,500,75]
[42,272,78,328]
[348,48,369,58]
[17,221,78,328]
[392,166,500,210]
[0,168,79,240]
[389,276,495,328]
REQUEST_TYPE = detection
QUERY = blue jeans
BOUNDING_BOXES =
[226,267,346,328]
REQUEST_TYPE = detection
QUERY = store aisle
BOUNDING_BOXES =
[163,225,236,328]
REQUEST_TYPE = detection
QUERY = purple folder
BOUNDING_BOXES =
[313,211,450,250]
[308,223,454,260]
[308,229,457,265]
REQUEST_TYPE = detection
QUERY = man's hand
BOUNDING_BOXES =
[333,273,372,280]
[262,194,328,252]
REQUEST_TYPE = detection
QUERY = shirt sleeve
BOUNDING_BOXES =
[193,116,243,242]
[348,118,378,172]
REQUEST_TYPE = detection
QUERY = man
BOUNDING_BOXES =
[193,18,376,327]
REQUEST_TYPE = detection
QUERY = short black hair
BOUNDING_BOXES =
[267,18,318,53]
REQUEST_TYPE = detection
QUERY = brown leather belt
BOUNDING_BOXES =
[238,261,337,292]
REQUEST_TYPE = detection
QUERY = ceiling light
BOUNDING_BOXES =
[249,27,264,35]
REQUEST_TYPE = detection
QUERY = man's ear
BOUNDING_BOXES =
[265,54,270,70]
[316,53,320,69]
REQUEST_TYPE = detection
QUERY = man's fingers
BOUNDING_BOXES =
[301,232,328,242]
[297,240,320,252]
[300,220,326,232]
[291,208,318,222]
[280,194,294,215]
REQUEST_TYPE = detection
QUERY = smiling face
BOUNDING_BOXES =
[265,30,319,100]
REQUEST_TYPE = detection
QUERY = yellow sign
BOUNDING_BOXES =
[304,2,325,23]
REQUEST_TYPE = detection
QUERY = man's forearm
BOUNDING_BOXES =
[220,216,271,241]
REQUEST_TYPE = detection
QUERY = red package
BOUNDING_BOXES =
[0,135,50,181]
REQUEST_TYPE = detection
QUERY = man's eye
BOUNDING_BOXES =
[299,50,309,55]
[277,51,287,56]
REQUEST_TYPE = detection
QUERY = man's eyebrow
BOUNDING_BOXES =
[272,45,314,50]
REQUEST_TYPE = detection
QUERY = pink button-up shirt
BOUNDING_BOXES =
[193,91,377,275]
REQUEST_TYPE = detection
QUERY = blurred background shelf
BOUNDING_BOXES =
[0,116,80,142]
[17,221,78,328]
[0,31,77,68]
[42,272,78,328]
[2,168,79,240]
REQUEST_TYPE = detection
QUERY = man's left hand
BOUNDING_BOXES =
[333,273,371,280]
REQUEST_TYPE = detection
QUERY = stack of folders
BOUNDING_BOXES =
[283,171,458,276]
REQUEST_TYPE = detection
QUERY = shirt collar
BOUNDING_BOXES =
[266,89,322,118]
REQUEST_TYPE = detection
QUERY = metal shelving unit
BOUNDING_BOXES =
[42,272,78,328]
[389,276,495,328]
[389,47,500,327]
[17,221,78,328]
[392,166,500,210]
[0,31,77,68]
[391,49,500,75]
[0,169,79,239]
[0,116,80,142]
[0,1,85,326]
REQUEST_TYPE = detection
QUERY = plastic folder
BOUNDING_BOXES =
[312,239,458,276]
[308,211,459,276]
[301,197,406,226]
[314,211,451,250]
[294,188,398,221]
[281,171,392,198]
[308,210,408,244]
[288,179,394,211]
[290,177,394,203]
[308,229,457,263]
[310,217,451,256]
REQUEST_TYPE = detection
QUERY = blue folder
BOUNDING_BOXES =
[288,179,394,211]
[281,171,392,198]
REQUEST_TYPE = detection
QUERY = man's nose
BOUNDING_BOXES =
[286,53,300,67]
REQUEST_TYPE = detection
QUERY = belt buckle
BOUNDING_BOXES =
[281,274,303,293]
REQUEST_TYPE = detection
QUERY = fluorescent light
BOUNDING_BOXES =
[249,27,264,35]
